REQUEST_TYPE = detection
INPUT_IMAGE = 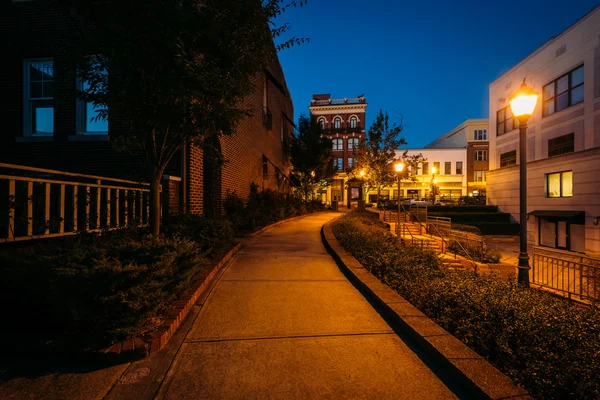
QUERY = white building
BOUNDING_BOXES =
[487,6,600,253]
[392,148,467,201]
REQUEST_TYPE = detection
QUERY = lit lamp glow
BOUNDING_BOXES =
[360,170,366,177]
[509,78,539,288]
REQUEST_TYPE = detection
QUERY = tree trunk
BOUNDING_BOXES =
[149,174,162,236]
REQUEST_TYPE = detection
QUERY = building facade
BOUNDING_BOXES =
[308,94,367,206]
[393,148,467,201]
[425,119,489,196]
[0,0,294,217]
[487,6,600,253]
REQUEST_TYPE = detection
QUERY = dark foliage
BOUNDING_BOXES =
[428,205,500,213]
[333,212,600,399]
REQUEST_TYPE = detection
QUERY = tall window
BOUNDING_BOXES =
[474,150,488,161]
[24,59,54,135]
[548,133,574,158]
[496,106,517,136]
[318,118,325,129]
[348,138,359,150]
[334,158,343,171]
[543,65,584,117]
[422,162,429,175]
[546,171,572,198]
[474,129,487,140]
[456,161,463,175]
[349,116,357,128]
[433,162,440,172]
[444,162,451,175]
[500,150,517,167]
[332,138,343,150]
[347,158,354,168]
[474,171,486,182]
[78,57,108,134]
[334,117,341,129]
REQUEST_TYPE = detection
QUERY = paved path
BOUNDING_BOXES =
[154,212,457,399]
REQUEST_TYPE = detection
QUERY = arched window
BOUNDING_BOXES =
[317,118,325,129]
[332,138,343,150]
[350,116,357,128]
[348,138,359,150]
[334,117,341,129]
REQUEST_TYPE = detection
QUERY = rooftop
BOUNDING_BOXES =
[310,94,367,107]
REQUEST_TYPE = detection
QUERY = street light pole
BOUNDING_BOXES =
[509,79,539,288]
[430,166,437,203]
[394,161,405,242]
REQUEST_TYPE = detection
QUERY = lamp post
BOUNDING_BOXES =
[359,169,366,209]
[394,161,405,241]
[430,166,437,203]
[509,78,539,287]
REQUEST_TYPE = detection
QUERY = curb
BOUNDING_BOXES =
[321,219,532,400]
[98,210,331,364]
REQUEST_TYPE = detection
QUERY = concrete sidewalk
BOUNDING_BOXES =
[150,212,457,399]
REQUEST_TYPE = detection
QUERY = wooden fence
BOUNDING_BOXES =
[0,163,150,242]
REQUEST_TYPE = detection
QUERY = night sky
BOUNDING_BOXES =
[276,0,599,147]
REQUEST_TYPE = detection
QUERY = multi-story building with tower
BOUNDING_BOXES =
[309,94,367,207]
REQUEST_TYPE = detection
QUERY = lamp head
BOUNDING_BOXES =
[359,170,365,177]
[431,166,437,174]
[433,178,437,184]
[509,78,539,118]
[394,161,405,173]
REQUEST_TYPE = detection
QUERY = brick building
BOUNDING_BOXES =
[308,94,367,207]
[0,0,294,217]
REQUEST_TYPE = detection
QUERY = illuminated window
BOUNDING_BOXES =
[546,171,572,198]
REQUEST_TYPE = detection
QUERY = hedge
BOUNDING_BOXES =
[451,223,483,235]
[427,205,499,213]
[429,212,512,223]
[473,222,521,235]
[332,211,600,399]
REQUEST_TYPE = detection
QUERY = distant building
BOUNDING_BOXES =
[487,5,600,253]
[394,148,467,201]
[309,94,367,207]
[425,119,489,196]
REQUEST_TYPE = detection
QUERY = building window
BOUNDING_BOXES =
[433,162,440,173]
[474,150,488,161]
[334,117,341,129]
[332,138,343,150]
[24,59,54,136]
[548,132,574,158]
[444,162,451,175]
[347,158,354,168]
[78,57,108,134]
[474,171,486,182]
[456,161,463,175]
[543,65,584,117]
[500,150,517,167]
[546,171,572,198]
[348,137,359,150]
[496,106,517,136]
[422,162,429,175]
[318,117,325,129]
[334,157,343,171]
[349,116,357,128]
[474,129,487,140]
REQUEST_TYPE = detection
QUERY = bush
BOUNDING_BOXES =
[163,213,233,254]
[429,212,512,223]
[452,224,482,235]
[474,222,521,235]
[333,212,600,399]
[448,238,501,263]
[0,229,208,351]
[428,205,499,213]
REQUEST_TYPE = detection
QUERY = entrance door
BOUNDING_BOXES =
[557,221,568,249]
[332,191,342,202]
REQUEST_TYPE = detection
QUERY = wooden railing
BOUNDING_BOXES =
[0,163,150,242]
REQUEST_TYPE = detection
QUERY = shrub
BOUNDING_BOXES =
[475,222,521,235]
[452,224,483,235]
[0,229,208,351]
[428,205,499,213]
[332,212,600,399]
[429,212,512,223]
[163,213,234,254]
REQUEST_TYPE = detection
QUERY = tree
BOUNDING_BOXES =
[66,0,308,235]
[351,110,406,202]
[290,115,335,200]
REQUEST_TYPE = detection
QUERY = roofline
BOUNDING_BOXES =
[490,4,600,87]
[424,118,489,147]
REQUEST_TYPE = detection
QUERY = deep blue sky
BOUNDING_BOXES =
[276,0,599,147]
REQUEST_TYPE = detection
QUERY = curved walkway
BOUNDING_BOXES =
[154,212,457,399]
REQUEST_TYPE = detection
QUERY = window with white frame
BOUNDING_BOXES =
[474,150,488,161]
[474,170,486,182]
[78,56,108,134]
[456,161,463,175]
[349,116,357,128]
[543,65,584,117]
[334,157,343,171]
[332,138,343,150]
[334,117,341,129]
[496,106,517,136]
[474,129,487,140]
[318,117,325,129]
[24,59,54,135]
[348,137,359,150]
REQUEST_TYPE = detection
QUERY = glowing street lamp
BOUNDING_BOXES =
[394,161,405,241]
[509,78,539,287]
[430,166,437,203]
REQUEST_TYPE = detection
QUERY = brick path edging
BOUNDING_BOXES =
[321,218,532,400]
[97,210,331,364]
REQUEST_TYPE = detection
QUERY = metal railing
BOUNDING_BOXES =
[311,97,366,106]
[532,247,600,302]
[0,163,150,242]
